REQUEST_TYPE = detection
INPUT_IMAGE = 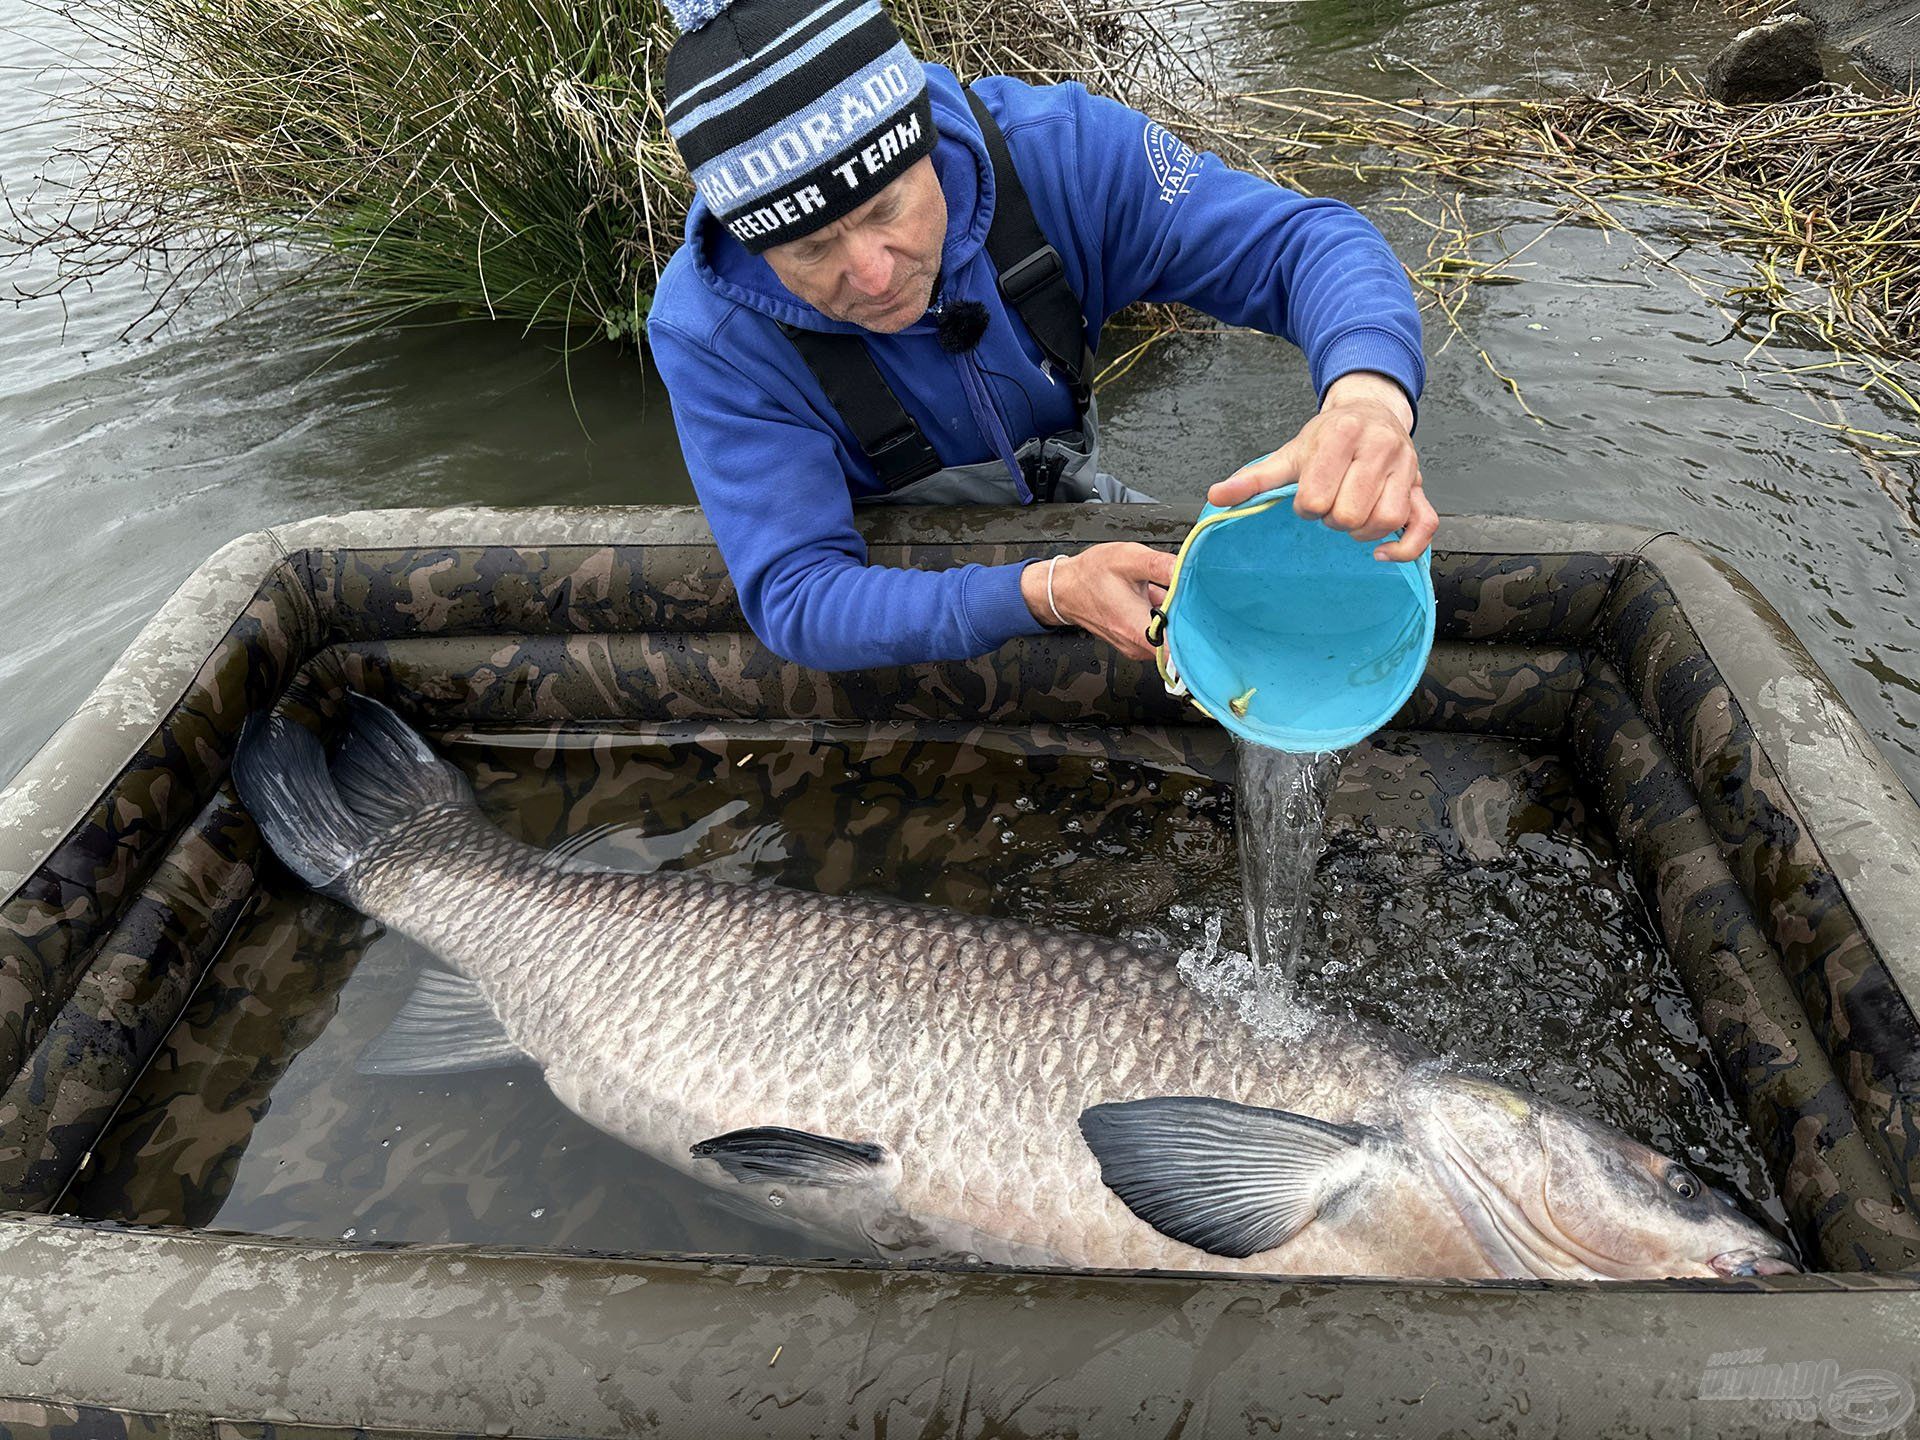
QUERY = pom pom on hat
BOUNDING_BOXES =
[664,0,731,32]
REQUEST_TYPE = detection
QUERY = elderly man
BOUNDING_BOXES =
[648,0,1431,670]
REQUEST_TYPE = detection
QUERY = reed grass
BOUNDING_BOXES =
[4,0,1227,342]
[1241,64,1920,450]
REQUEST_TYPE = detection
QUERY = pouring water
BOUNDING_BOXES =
[1233,741,1341,1004]
[1153,477,1436,1025]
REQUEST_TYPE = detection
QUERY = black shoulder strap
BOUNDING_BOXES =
[773,85,1095,491]
[777,321,943,490]
[963,85,1096,413]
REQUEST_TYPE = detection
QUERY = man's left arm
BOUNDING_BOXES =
[1033,82,1435,558]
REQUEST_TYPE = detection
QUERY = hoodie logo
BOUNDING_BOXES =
[1143,122,1201,205]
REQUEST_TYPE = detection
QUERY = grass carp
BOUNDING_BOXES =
[230,695,1798,1281]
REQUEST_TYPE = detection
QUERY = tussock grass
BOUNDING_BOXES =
[4,0,1225,342]
[1243,65,1920,451]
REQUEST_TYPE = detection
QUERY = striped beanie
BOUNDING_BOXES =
[663,0,936,254]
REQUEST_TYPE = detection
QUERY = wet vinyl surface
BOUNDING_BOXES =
[60,727,1788,1262]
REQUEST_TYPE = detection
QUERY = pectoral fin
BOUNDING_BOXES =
[692,1127,892,1187]
[1079,1096,1380,1258]
[356,966,537,1075]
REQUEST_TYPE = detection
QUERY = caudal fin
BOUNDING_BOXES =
[232,693,471,898]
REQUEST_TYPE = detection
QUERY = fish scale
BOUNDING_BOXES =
[345,804,1479,1275]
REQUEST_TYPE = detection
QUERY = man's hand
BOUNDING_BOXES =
[1021,543,1173,660]
[1206,371,1436,562]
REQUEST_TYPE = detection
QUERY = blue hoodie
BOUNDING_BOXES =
[647,64,1426,673]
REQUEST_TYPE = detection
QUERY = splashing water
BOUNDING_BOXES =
[1175,908,1317,1043]
[1233,741,1341,1004]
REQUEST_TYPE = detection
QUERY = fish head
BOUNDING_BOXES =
[1401,1066,1798,1281]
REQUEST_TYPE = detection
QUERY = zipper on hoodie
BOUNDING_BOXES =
[932,291,1032,503]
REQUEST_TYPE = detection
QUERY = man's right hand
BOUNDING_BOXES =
[1021,544,1175,661]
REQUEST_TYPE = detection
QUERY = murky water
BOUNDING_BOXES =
[60,725,1788,1259]
[4,0,1912,800]
[1232,741,1340,1005]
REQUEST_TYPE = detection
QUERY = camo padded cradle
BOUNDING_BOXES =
[0,505,1917,1437]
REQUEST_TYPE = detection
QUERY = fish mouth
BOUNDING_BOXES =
[1709,1248,1800,1277]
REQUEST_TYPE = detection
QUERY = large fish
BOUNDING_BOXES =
[231,695,1798,1280]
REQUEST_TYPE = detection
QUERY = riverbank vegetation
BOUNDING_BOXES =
[1240,67,1920,455]
[3,0,1224,342]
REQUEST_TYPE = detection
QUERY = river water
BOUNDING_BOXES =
[2,0,1856,1264]
[1,0,1916,798]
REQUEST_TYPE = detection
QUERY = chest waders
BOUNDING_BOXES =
[779,86,1155,509]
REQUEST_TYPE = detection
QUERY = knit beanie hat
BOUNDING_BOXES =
[663,0,937,254]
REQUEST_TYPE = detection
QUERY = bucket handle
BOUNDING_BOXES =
[1148,608,1190,698]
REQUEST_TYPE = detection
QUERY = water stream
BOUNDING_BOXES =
[1232,741,1341,1007]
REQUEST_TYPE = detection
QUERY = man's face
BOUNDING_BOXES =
[761,157,946,333]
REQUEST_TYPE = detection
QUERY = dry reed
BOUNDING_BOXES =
[1241,63,1920,446]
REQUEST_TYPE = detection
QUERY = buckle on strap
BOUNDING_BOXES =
[1000,244,1065,306]
[870,425,939,486]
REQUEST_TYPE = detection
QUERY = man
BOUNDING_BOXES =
[648,0,1432,671]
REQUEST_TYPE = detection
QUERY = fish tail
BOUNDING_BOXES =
[232,693,472,899]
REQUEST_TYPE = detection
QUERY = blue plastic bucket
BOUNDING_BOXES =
[1154,483,1436,751]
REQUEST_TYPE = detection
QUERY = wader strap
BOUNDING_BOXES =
[777,321,944,490]
[962,86,1095,414]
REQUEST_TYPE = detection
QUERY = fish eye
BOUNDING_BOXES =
[1665,1166,1702,1201]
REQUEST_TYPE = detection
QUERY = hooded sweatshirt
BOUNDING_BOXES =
[647,64,1426,673]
